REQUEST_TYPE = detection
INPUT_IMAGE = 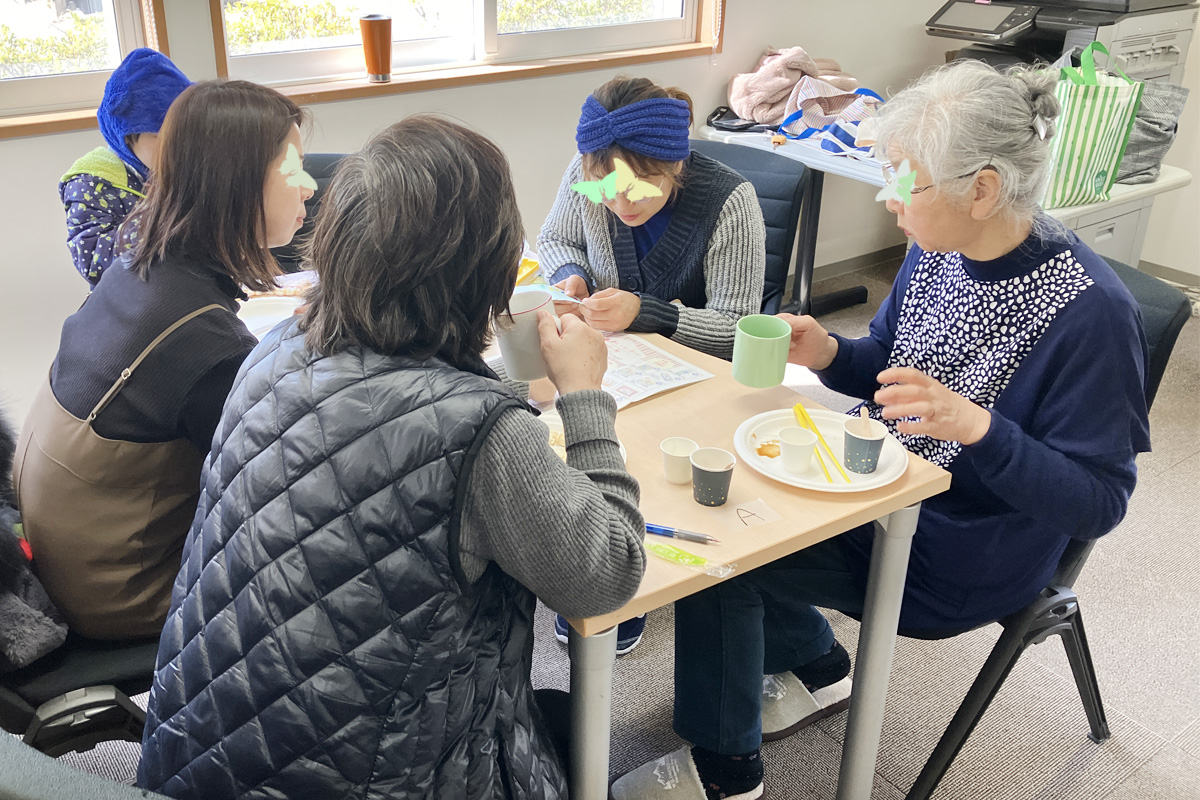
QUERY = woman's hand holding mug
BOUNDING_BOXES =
[539,311,607,396]
[778,313,838,370]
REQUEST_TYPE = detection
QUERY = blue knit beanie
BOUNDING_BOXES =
[575,95,692,162]
[97,48,191,177]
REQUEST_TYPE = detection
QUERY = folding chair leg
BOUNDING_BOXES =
[1058,607,1110,743]
[906,630,1029,800]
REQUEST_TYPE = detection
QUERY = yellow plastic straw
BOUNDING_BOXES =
[793,404,834,483]
[794,402,852,483]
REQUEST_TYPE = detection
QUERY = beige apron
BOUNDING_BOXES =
[13,304,225,640]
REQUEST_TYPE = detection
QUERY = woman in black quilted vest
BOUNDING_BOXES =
[138,115,647,800]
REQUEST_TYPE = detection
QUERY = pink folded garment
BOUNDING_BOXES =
[812,57,859,93]
[783,75,880,132]
[729,46,860,125]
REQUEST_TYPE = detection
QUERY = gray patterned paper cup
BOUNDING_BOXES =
[843,417,888,474]
[691,447,735,507]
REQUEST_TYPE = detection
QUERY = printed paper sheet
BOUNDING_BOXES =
[601,333,713,409]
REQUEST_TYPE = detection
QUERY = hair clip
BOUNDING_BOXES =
[1032,116,1048,141]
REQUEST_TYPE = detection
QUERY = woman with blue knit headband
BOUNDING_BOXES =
[537,76,766,361]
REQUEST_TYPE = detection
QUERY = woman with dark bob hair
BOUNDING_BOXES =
[138,115,646,800]
[14,80,313,640]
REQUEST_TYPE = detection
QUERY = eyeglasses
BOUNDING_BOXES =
[879,162,995,196]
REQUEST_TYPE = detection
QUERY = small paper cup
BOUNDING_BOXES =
[843,416,888,475]
[661,437,699,485]
[779,426,817,474]
[691,447,736,507]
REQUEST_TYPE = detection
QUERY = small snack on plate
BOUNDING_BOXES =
[248,269,318,298]
[547,428,568,462]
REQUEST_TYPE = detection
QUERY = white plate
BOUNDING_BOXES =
[238,296,303,338]
[733,408,908,493]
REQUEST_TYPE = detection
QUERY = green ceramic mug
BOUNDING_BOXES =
[731,314,792,388]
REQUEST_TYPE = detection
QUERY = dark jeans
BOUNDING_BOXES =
[672,534,867,754]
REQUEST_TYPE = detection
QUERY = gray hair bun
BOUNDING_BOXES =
[1012,68,1059,140]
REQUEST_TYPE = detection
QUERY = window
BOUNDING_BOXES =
[214,0,699,86]
[1,0,155,116]
[216,0,475,86]
[495,0,692,62]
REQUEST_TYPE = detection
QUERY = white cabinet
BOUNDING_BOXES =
[1053,197,1154,266]
[1044,166,1192,267]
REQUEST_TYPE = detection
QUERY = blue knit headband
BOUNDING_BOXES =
[575,95,692,162]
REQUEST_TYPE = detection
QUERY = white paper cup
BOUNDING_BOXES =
[779,426,817,474]
[661,437,699,484]
[495,289,556,382]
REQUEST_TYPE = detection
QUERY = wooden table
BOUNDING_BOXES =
[565,335,951,800]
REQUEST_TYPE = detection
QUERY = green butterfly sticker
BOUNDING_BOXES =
[571,168,619,203]
[280,143,318,191]
[571,157,665,204]
[875,159,917,207]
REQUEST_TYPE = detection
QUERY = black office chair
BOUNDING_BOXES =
[898,259,1191,800]
[270,153,347,273]
[689,139,809,314]
[0,632,160,756]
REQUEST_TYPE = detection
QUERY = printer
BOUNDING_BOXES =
[925,0,1197,82]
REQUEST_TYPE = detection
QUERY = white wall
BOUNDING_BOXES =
[1140,32,1200,279]
[4,0,1194,423]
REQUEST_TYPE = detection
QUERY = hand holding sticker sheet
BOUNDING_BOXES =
[281,144,318,192]
[875,158,916,207]
[571,158,664,204]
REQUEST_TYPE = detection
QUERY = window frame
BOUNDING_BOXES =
[210,0,703,85]
[0,0,166,118]
[0,0,722,139]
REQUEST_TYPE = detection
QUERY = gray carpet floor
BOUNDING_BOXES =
[49,263,1200,798]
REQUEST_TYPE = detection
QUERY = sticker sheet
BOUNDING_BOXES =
[600,333,714,409]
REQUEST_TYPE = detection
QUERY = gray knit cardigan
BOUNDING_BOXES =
[536,152,766,359]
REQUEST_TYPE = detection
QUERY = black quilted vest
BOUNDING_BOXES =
[138,319,567,800]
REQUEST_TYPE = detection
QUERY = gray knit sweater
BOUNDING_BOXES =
[537,152,766,359]
[457,390,646,619]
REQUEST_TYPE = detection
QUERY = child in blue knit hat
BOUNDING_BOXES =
[59,48,190,287]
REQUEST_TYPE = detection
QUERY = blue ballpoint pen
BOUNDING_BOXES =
[645,523,720,545]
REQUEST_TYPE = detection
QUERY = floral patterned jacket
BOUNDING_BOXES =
[59,146,146,287]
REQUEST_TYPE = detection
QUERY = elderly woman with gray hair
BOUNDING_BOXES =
[613,61,1150,800]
